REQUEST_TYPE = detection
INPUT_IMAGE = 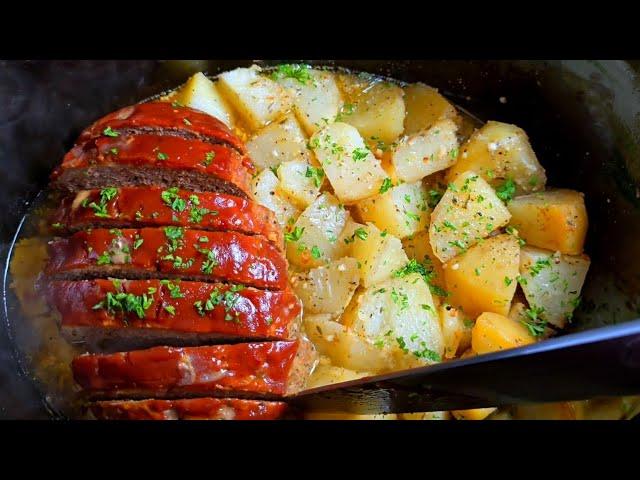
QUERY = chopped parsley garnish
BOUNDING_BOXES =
[393,259,435,284]
[529,257,552,277]
[284,226,305,243]
[443,220,457,231]
[310,245,322,259]
[189,207,217,223]
[183,118,192,126]
[198,247,219,274]
[171,100,184,108]
[352,148,369,162]
[353,228,368,241]
[102,126,119,137]
[449,148,459,159]
[82,187,118,218]
[96,251,111,265]
[335,103,356,121]
[93,291,154,319]
[379,178,393,194]
[203,151,216,167]
[161,187,187,213]
[163,305,176,315]
[110,147,119,155]
[390,288,409,310]
[271,64,314,85]
[427,189,443,208]
[448,240,467,253]
[495,178,516,202]
[133,237,144,250]
[157,151,169,161]
[305,166,325,188]
[521,305,547,337]
[412,344,441,361]
[504,276,513,286]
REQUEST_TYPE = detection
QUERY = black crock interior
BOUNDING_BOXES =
[1,60,639,419]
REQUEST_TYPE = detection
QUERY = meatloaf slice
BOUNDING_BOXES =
[48,279,302,350]
[75,101,246,154]
[46,227,288,290]
[72,339,317,400]
[88,398,289,420]
[52,187,282,247]
[51,135,252,197]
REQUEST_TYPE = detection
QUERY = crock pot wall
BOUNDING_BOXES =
[1,60,638,418]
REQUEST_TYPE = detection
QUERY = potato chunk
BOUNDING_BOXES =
[391,118,459,183]
[172,72,235,127]
[355,181,430,239]
[338,74,405,143]
[309,122,387,204]
[276,160,322,208]
[471,312,536,355]
[429,171,511,263]
[218,66,291,131]
[286,193,349,269]
[400,411,451,420]
[291,257,359,315]
[439,303,473,359]
[507,189,588,255]
[342,273,444,367]
[350,223,408,287]
[304,314,393,373]
[275,68,343,135]
[404,83,459,135]
[451,408,497,421]
[444,234,520,318]
[518,246,590,328]
[306,362,371,388]
[334,218,367,258]
[402,230,445,289]
[447,121,547,195]
[251,168,300,228]
[246,115,311,170]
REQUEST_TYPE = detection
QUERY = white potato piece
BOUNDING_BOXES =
[334,218,367,258]
[304,314,394,373]
[355,181,430,239]
[276,160,322,208]
[246,115,312,170]
[217,66,291,131]
[251,168,300,228]
[401,230,446,290]
[391,118,460,183]
[439,303,473,359]
[429,171,511,263]
[276,68,343,135]
[404,83,459,135]
[400,411,451,420]
[291,257,360,315]
[172,72,235,127]
[306,363,371,389]
[519,246,590,328]
[310,122,387,204]
[286,193,349,269]
[447,121,547,195]
[350,222,408,288]
[342,273,444,367]
[338,75,405,143]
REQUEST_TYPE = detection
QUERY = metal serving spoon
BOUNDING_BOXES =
[290,319,640,414]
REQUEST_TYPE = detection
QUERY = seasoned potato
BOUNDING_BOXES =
[444,234,520,318]
[513,403,583,420]
[429,171,511,263]
[507,189,588,255]
[306,363,371,388]
[355,181,430,239]
[391,118,459,183]
[276,68,343,135]
[400,411,451,420]
[349,222,408,287]
[402,230,445,289]
[337,75,406,143]
[447,121,547,195]
[251,168,300,228]
[342,273,444,367]
[218,66,291,131]
[277,160,322,208]
[291,257,359,315]
[310,122,387,204]
[246,115,312,170]
[518,246,590,328]
[304,314,393,373]
[172,72,235,127]
[471,312,536,355]
[452,408,497,421]
[334,218,367,258]
[286,193,349,269]
[404,83,459,135]
[439,303,473,359]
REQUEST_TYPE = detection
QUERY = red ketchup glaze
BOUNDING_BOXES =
[72,341,303,398]
[76,101,246,154]
[54,187,282,247]
[46,228,288,290]
[89,398,289,420]
[49,279,301,340]
[52,135,253,195]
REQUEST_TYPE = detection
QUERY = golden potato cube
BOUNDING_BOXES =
[276,160,322,208]
[251,169,300,228]
[400,411,451,420]
[451,408,497,421]
[507,189,588,255]
[306,363,371,389]
[355,181,430,239]
[246,115,312,170]
[334,218,367,258]
[402,230,445,290]
[404,83,459,135]
[349,222,408,287]
[447,121,547,195]
[444,234,520,318]
[471,312,536,355]
[439,303,473,359]
[429,171,511,263]
[172,72,235,127]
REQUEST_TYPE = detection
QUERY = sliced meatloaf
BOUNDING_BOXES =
[48,279,302,350]
[88,398,289,420]
[51,135,252,197]
[46,227,288,290]
[72,339,317,400]
[52,187,282,247]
